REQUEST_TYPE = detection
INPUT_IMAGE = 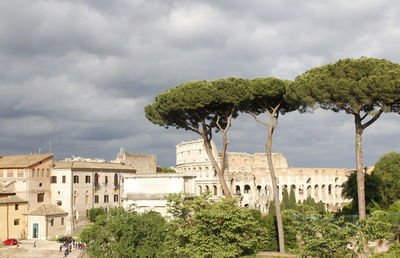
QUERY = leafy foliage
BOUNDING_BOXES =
[164,192,267,257]
[87,207,106,223]
[341,171,383,213]
[80,207,168,258]
[159,166,176,173]
[372,152,400,205]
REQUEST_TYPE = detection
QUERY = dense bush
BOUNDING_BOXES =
[164,192,267,257]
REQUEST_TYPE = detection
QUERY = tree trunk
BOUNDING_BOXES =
[266,120,285,253]
[355,116,366,220]
[201,135,232,198]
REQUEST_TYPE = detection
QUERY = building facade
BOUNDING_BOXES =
[51,161,136,233]
[176,139,351,213]
[123,174,196,216]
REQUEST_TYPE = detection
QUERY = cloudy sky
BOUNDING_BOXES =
[0,0,399,169]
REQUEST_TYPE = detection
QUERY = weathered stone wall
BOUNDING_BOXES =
[114,152,157,174]
[176,139,352,213]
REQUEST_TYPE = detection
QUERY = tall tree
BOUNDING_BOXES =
[290,57,400,219]
[372,152,400,205]
[245,77,299,253]
[145,78,249,198]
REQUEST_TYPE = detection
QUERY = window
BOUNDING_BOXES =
[94,195,99,203]
[74,195,77,205]
[85,176,90,183]
[62,176,66,183]
[104,195,109,203]
[105,176,108,184]
[15,204,19,210]
[114,194,119,202]
[51,176,57,184]
[61,218,64,226]
[14,219,20,226]
[46,169,50,177]
[32,169,35,177]
[50,218,54,226]
[41,169,44,177]
[114,173,118,185]
[86,195,89,204]
[94,173,99,185]
[37,193,44,202]
[73,175,79,184]
[36,170,39,177]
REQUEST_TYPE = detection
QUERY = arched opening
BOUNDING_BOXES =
[257,185,262,194]
[236,185,241,195]
[307,185,311,197]
[314,185,319,199]
[299,185,304,196]
[213,185,218,196]
[244,185,251,194]
[198,185,202,194]
[205,185,209,191]
[328,184,332,195]
[322,185,326,199]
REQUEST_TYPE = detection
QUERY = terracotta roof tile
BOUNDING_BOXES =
[0,154,53,168]
[27,203,68,216]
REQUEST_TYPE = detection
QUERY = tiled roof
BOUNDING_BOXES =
[0,195,28,204]
[0,181,16,193]
[0,154,53,168]
[27,203,68,216]
[53,161,136,172]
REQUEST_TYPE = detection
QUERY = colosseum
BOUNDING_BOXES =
[176,139,352,213]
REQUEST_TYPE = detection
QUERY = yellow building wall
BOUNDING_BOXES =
[0,202,27,241]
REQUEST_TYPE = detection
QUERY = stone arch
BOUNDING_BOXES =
[314,185,319,199]
[328,184,332,195]
[321,185,326,199]
[198,185,202,194]
[205,185,209,191]
[307,185,311,197]
[236,185,241,195]
[230,179,234,185]
[335,185,340,197]
[299,185,304,196]
[213,185,218,196]
[244,185,251,194]
[335,177,339,183]
[257,185,262,194]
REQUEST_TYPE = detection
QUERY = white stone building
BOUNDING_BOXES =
[123,174,196,216]
[176,139,351,213]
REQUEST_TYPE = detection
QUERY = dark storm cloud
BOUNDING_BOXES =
[0,0,399,168]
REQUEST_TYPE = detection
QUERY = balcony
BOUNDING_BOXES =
[93,183,100,190]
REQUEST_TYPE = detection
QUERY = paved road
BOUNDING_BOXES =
[0,239,85,258]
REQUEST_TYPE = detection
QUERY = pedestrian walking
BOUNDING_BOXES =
[33,240,37,248]
[60,244,63,253]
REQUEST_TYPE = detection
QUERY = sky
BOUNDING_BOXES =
[0,0,399,169]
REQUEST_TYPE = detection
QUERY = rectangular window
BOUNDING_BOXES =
[94,195,99,203]
[7,171,13,177]
[51,176,57,184]
[15,204,19,210]
[85,175,90,183]
[46,169,50,177]
[50,218,54,227]
[32,169,35,177]
[114,194,119,202]
[41,169,44,177]
[105,176,108,184]
[61,218,64,226]
[17,171,23,177]
[14,219,19,226]
[62,175,66,183]
[104,195,109,203]
[73,175,79,184]
[37,170,40,177]
[37,193,44,203]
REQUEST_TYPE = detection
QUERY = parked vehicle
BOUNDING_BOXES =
[3,238,19,245]
[56,236,73,243]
